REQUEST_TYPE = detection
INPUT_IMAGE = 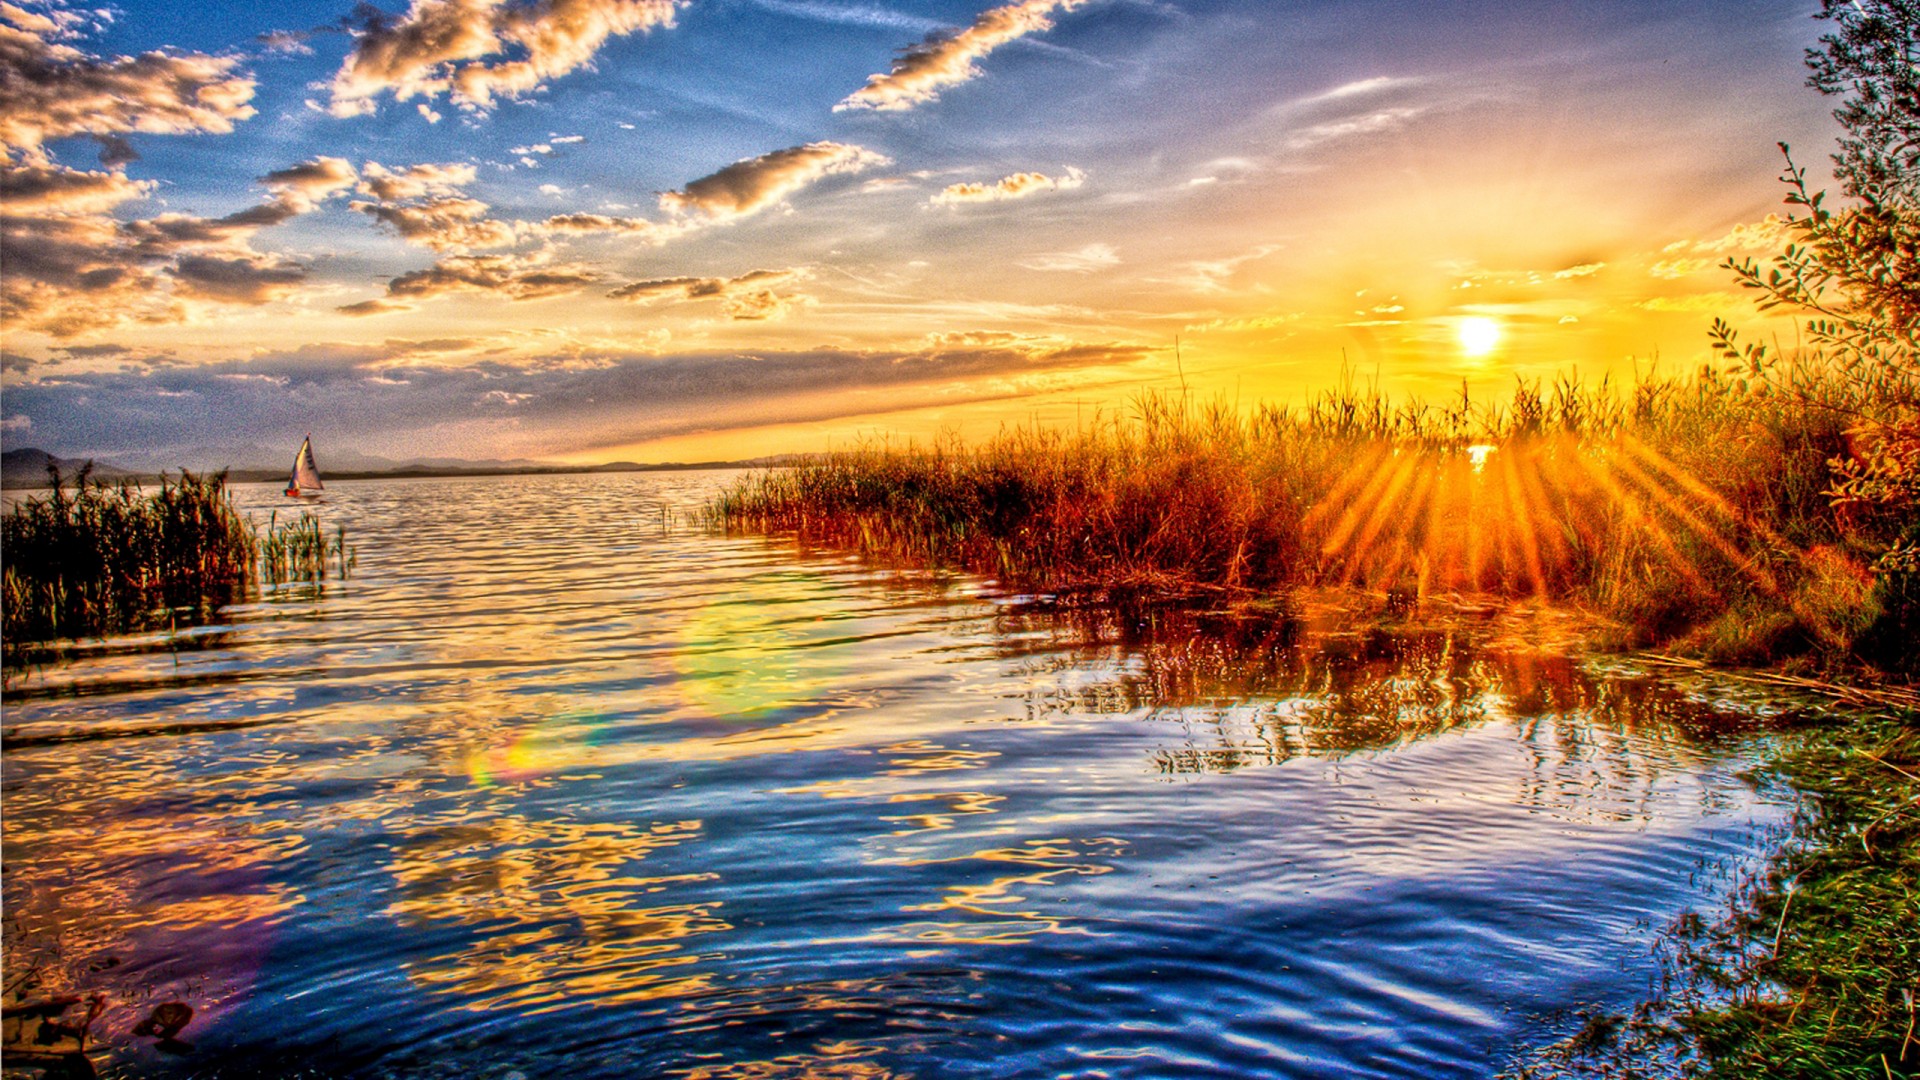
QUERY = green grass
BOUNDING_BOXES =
[2,465,354,649]
[711,365,1915,671]
[1671,710,1920,1078]
[1510,706,1920,1079]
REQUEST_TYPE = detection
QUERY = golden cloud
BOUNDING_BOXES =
[659,141,888,222]
[0,4,256,159]
[931,166,1085,205]
[835,0,1086,112]
[327,0,682,117]
[356,161,476,201]
[352,195,519,251]
[608,267,811,319]
[374,253,599,303]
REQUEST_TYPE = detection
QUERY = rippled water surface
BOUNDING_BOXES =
[3,472,1800,1078]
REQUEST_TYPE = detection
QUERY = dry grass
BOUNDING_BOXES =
[713,366,1914,670]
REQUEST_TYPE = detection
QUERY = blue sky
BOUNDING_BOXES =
[0,0,1842,466]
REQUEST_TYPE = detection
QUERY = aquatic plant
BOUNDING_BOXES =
[711,364,1906,667]
[256,508,357,586]
[2,465,355,647]
[2,465,256,643]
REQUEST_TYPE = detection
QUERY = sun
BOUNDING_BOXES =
[1457,316,1502,358]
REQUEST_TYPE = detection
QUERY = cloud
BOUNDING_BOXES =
[258,28,317,56]
[660,141,888,222]
[0,3,257,159]
[338,297,412,316]
[1019,241,1117,272]
[171,253,308,304]
[1,336,1155,459]
[261,156,359,208]
[931,166,1084,204]
[0,160,151,212]
[534,211,685,242]
[326,0,682,117]
[1282,105,1429,151]
[609,267,811,319]
[746,0,942,34]
[358,160,477,201]
[1,154,356,337]
[835,0,1086,112]
[362,253,599,305]
[1150,244,1280,294]
[1286,75,1423,108]
[1637,292,1747,313]
[353,195,518,250]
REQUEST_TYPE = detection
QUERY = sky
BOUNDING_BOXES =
[0,0,1846,467]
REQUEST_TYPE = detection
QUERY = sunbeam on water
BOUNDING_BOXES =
[0,472,1813,1079]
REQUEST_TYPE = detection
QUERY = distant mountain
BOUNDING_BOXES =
[2,448,136,489]
[74,442,559,476]
[2,445,795,490]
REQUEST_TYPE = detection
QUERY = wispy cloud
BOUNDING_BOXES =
[931,166,1084,204]
[835,0,1087,112]
[1020,242,1117,272]
[325,0,683,118]
[744,0,940,34]
[1283,105,1429,151]
[609,267,812,319]
[1150,244,1280,295]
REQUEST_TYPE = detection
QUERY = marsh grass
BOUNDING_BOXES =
[256,508,357,586]
[713,364,1913,669]
[2,466,355,647]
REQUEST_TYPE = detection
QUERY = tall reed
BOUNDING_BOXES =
[2,466,354,645]
[712,364,1911,668]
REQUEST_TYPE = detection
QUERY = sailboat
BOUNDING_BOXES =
[284,434,324,499]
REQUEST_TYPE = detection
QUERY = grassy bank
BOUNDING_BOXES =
[1674,707,1920,1078]
[712,367,1915,672]
[1511,702,1919,1080]
[2,466,354,648]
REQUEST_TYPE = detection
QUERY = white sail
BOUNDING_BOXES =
[287,435,323,495]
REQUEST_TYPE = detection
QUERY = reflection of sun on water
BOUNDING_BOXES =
[1457,316,1501,358]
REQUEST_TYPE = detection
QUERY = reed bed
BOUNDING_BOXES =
[712,367,1916,669]
[2,466,354,645]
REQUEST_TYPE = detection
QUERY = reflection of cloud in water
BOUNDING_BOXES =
[0,785,296,1045]
[386,815,729,1010]
[887,836,1130,945]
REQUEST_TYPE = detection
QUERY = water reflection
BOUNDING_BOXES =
[387,815,726,1011]
[0,473,1811,1079]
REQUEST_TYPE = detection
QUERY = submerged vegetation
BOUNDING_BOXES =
[1,465,354,648]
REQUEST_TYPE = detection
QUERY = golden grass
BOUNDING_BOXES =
[713,368,1914,668]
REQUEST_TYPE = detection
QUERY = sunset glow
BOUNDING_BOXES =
[0,0,1836,468]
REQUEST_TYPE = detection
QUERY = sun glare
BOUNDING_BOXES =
[1457,316,1502,358]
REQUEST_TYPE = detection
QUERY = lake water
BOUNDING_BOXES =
[2,471,1804,1078]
